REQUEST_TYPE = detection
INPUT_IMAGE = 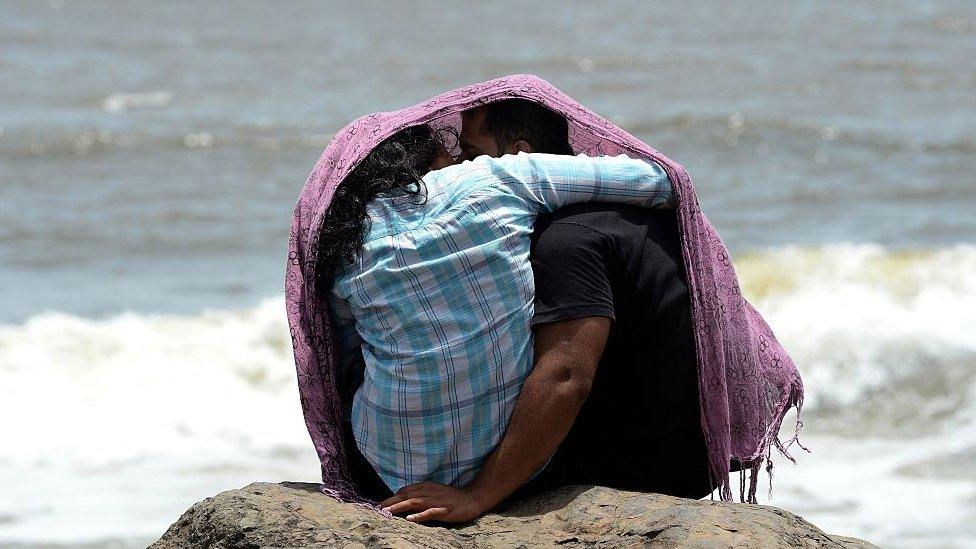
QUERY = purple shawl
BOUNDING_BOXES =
[285,75,804,508]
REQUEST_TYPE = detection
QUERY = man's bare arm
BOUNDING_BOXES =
[381,316,610,522]
[466,316,610,510]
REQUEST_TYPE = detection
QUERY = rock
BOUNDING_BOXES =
[152,482,878,548]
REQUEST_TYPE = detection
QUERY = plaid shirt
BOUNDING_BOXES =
[328,152,672,492]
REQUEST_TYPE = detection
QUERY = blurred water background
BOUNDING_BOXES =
[1,1,974,547]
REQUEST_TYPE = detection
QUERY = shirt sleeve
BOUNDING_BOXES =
[327,292,366,419]
[530,220,615,326]
[484,152,673,214]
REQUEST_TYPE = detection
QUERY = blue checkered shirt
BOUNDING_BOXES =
[328,152,672,492]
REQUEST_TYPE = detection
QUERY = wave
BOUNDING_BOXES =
[0,244,973,469]
[0,128,335,159]
[622,113,976,155]
[4,110,975,161]
[0,298,309,467]
[737,244,976,437]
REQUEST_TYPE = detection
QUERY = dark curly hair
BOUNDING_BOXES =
[314,125,441,299]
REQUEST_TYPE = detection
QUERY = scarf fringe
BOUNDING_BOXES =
[320,482,393,518]
[730,373,809,504]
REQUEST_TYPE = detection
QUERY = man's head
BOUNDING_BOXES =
[460,99,574,160]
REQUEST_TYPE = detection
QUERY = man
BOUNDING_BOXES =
[379,100,713,522]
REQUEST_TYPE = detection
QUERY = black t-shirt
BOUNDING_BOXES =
[530,202,694,355]
[529,203,703,465]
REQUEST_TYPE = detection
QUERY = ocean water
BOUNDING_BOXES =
[1,1,974,547]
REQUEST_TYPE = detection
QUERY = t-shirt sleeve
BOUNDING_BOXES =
[530,221,615,326]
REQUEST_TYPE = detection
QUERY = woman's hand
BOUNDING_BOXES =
[380,481,487,523]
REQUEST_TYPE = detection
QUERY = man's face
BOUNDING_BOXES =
[459,109,502,160]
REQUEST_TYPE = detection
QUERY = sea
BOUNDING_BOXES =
[1,1,974,547]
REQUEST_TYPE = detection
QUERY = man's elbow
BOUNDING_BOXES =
[549,364,594,404]
[532,316,608,406]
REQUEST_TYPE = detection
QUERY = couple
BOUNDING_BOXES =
[286,75,804,524]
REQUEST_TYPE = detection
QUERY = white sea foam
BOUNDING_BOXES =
[0,298,311,467]
[0,244,973,546]
[0,298,321,545]
[102,91,172,113]
[737,243,976,435]
[736,243,976,547]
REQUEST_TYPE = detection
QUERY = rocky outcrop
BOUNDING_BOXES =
[152,482,877,548]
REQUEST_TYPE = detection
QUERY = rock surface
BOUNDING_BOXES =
[152,482,878,548]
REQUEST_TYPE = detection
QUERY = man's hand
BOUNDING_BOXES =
[380,481,486,523]
[380,317,608,524]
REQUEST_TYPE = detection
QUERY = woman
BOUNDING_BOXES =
[315,123,455,500]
